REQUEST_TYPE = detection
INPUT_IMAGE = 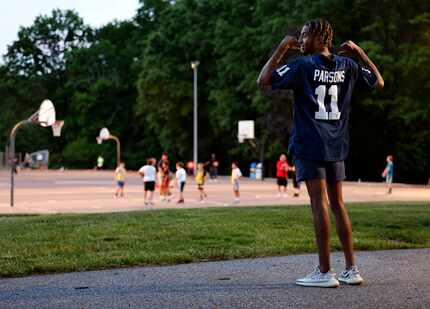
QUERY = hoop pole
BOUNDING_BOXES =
[9,119,31,207]
[108,135,121,167]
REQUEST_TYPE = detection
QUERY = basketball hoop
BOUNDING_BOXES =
[238,120,254,143]
[52,120,64,137]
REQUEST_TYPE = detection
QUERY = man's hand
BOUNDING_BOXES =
[257,33,299,90]
[280,35,299,50]
[338,40,362,56]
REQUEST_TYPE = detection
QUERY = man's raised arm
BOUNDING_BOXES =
[257,35,299,91]
[339,40,384,90]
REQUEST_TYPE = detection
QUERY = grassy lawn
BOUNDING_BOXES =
[0,203,429,277]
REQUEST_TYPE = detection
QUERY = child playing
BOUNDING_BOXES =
[258,18,384,287]
[159,161,171,202]
[138,158,157,206]
[114,162,126,198]
[231,161,242,204]
[175,162,187,204]
[289,165,301,197]
[195,163,207,202]
[382,155,394,194]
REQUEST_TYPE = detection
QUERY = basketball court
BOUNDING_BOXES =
[0,169,429,214]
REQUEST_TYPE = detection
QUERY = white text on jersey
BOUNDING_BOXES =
[313,69,345,83]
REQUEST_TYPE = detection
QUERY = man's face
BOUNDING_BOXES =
[299,25,316,54]
[299,26,313,54]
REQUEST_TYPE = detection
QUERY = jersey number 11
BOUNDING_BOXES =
[315,85,341,120]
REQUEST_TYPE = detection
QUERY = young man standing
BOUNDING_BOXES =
[258,19,384,287]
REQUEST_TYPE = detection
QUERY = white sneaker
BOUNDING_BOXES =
[283,193,288,198]
[338,265,363,285]
[234,198,240,204]
[296,266,339,288]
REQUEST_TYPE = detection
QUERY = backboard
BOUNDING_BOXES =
[38,100,56,127]
[238,120,254,143]
[99,127,110,140]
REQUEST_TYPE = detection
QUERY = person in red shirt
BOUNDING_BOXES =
[276,154,289,197]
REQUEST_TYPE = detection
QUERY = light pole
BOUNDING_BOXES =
[191,60,199,174]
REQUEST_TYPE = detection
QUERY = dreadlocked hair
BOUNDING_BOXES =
[304,19,333,50]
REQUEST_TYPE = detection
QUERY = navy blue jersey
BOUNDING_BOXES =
[272,54,377,161]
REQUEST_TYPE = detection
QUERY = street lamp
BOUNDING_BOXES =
[191,60,199,174]
[97,127,121,167]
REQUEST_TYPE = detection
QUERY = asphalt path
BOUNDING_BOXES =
[0,249,428,308]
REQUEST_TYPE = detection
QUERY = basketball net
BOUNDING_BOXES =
[52,120,64,137]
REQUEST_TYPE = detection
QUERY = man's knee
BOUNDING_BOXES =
[329,199,344,212]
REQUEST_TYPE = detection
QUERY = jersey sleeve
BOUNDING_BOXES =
[271,59,302,90]
[356,65,377,91]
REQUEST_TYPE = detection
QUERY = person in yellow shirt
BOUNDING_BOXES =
[114,162,126,198]
[195,163,207,202]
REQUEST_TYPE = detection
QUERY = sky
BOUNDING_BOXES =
[0,0,140,58]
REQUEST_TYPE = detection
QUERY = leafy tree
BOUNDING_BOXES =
[4,9,92,76]
[0,1,428,182]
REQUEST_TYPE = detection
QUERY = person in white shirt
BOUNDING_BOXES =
[175,162,187,204]
[231,161,242,204]
[138,158,157,206]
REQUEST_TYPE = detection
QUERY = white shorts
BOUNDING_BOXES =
[233,180,240,191]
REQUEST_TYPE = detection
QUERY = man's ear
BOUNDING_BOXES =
[314,35,324,48]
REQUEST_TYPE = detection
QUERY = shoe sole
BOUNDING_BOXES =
[296,280,339,288]
[338,278,363,285]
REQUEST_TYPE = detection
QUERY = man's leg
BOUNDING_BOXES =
[326,181,355,268]
[305,179,331,273]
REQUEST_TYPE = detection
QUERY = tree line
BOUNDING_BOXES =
[0,0,428,183]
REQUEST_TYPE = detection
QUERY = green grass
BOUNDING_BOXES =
[0,203,429,277]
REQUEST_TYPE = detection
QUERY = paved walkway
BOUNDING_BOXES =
[0,170,429,214]
[0,249,428,308]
